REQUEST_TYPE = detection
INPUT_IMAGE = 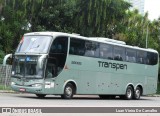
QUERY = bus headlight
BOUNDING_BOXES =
[11,82,16,85]
[31,84,42,87]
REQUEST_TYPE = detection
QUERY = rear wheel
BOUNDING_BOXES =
[61,83,74,99]
[36,94,46,98]
[133,87,141,100]
[124,86,133,100]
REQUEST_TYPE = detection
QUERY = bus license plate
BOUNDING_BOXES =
[19,88,26,92]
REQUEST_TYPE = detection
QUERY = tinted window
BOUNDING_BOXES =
[69,38,85,56]
[126,49,136,63]
[46,58,57,78]
[147,52,158,65]
[48,37,68,77]
[50,37,68,54]
[85,41,99,58]
[137,51,146,64]
[100,43,113,60]
[114,46,125,61]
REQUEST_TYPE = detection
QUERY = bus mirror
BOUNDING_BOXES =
[38,54,47,69]
[3,54,12,66]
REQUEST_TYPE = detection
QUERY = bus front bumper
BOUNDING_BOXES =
[11,83,44,94]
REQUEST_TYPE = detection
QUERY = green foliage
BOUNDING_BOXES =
[0,45,5,64]
[1,0,159,53]
[0,1,28,54]
[0,84,11,90]
[73,0,131,37]
[0,0,160,80]
[157,83,160,94]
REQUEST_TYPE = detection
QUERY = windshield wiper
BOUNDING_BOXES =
[29,45,40,50]
[12,74,24,79]
[25,75,42,79]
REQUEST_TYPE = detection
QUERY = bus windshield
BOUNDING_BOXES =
[12,56,44,79]
[16,36,52,53]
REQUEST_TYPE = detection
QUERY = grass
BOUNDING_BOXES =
[0,84,12,90]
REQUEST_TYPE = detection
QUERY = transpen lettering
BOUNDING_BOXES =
[98,61,127,71]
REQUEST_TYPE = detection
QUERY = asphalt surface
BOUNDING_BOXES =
[0,93,160,116]
[0,93,160,107]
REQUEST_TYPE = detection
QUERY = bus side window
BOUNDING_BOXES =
[85,41,99,58]
[57,44,62,53]
[100,51,104,57]
[114,46,125,61]
[50,37,67,54]
[85,50,95,57]
[50,45,56,53]
[69,38,85,56]
[100,43,113,60]
[147,52,158,65]
[126,49,136,63]
[78,48,85,55]
[126,56,129,62]
[137,51,146,64]
[70,47,75,54]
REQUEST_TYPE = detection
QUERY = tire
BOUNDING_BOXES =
[61,83,74,99]
[36,94,46,98]
[133,87,141,100]
[124,86,133,100]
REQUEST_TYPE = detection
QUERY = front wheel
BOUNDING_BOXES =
[133,87,141,100]
[61,83,74,99]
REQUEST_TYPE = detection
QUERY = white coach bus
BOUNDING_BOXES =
[3,32,159,100]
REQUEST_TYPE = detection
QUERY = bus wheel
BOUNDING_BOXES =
[61,83,74,99]
[125,86,133,100]
[36,94,46,98]
[133,87,141,100]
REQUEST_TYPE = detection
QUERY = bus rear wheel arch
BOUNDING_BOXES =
[61,82,76,99]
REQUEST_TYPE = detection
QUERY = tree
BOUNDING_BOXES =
[0,0,28,54]
[0,45,5,64]
[72,0,131,37]
[0,0,160,60]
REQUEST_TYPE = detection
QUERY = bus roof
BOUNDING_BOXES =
[24,32,158,54]
[24,31,87,39]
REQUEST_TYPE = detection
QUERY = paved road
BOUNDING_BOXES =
[0,93,160,116]
[0,93,160,107]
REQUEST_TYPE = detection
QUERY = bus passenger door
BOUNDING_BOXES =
[44,58,57,94]
[44,36,68,94]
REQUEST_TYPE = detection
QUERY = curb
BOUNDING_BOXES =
[149,94,160,97]
[0,90,15,93]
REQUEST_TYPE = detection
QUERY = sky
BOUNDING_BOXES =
[144,0,160,20]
